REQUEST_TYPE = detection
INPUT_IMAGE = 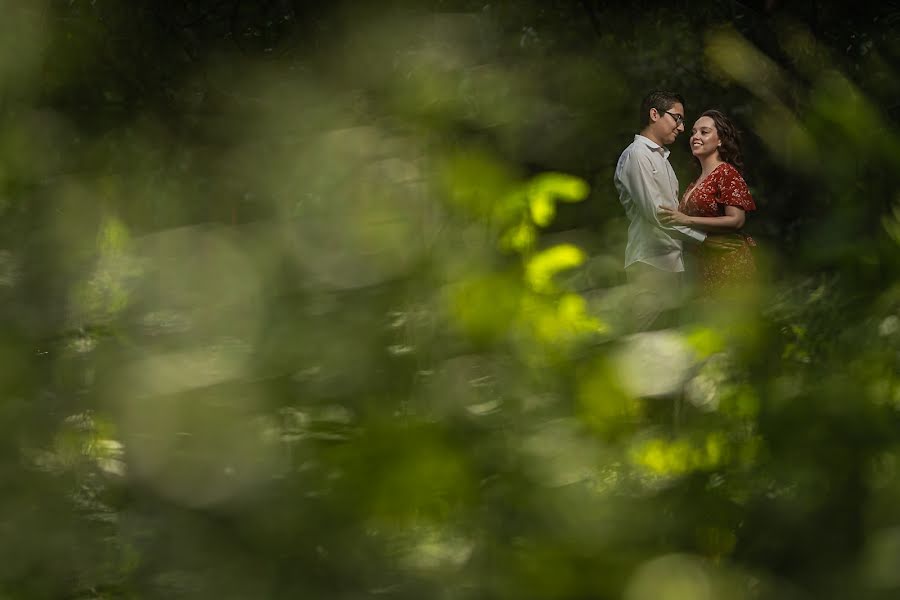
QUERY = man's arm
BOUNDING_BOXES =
[619,152,706,243]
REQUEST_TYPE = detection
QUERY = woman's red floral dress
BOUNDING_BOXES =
[680,162,757,293]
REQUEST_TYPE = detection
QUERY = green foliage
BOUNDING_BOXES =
[0,1,898,599]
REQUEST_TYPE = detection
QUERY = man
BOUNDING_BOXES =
[614,90,708,331]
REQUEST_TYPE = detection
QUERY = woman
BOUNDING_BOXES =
[658,109,757,294]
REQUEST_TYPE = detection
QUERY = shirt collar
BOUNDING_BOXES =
[635,134,670,159]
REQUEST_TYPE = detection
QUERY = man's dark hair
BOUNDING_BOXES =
[640,91,685,127]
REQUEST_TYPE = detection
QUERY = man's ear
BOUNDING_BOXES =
[648,108,659,122]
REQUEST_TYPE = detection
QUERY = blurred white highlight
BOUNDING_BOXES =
[613,331,695,398]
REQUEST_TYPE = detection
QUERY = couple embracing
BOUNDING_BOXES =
[614,90,758,331]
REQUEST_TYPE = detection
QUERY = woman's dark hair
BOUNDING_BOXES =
[699,109,744,173]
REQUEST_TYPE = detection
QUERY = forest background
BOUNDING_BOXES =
[1,1,900,598]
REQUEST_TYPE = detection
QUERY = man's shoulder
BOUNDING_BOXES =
[622,135,658,156]
[617,138,650,169]
[620,135,642,151]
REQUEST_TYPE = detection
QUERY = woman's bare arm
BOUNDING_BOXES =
[657,204,745,232]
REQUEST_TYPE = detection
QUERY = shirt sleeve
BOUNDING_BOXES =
[716,164,756,211]
[619,151,707,243]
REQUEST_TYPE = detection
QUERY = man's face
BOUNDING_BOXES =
[652,102,685,146]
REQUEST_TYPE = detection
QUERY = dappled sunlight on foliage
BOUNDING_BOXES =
[629,432,730,477]
[70,216,143,325]
[0,1,898,598]
[623,553,757,600]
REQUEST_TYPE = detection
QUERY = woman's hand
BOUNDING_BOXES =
[657,205,691,226]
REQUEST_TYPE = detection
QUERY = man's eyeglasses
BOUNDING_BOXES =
[660,110,685,127]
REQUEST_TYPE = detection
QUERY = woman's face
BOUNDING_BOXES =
[690,116,720,160]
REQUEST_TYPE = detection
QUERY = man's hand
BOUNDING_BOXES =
[657,205,691,226]
[703,234,745,252]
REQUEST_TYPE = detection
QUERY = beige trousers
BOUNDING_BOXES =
[624,262,683,332]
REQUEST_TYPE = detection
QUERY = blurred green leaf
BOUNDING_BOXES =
[524,244,586,293]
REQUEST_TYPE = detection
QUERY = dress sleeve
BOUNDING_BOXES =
[716,164,756,211]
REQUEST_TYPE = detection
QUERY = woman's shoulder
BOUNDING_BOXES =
[716,162,747,181]
[714,162,738,176]
[716,162,756,208]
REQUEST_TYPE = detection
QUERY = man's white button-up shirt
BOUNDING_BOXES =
[614,134,706,272]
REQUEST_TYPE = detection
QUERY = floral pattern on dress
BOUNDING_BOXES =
[680,162,757,293]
